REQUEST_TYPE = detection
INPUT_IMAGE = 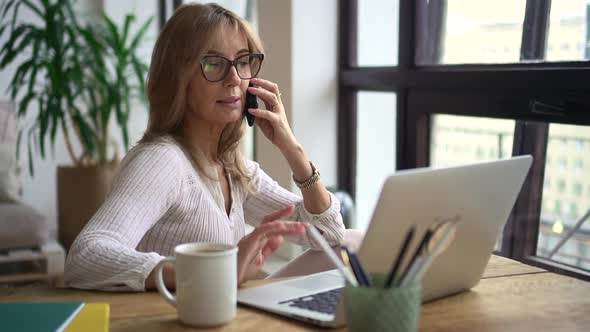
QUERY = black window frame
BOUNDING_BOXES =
[338,0,590,281]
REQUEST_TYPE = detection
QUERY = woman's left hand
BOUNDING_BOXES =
[246,78,298,152]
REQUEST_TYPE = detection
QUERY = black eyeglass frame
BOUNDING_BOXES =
[199,53,265,82]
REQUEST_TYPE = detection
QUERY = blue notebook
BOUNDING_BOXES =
[0,302,84,332]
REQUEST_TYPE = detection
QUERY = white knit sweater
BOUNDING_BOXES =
[64,137,344,291]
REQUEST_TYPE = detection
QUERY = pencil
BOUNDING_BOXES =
[347,248,373,287]
[398,228,432,287]
[340,247,361,286]
[385,225,416,288]
[307,224,359,287]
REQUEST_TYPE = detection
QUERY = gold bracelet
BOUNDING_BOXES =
[293,161,320,190]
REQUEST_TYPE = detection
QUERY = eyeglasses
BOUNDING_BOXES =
[199,53,264,82]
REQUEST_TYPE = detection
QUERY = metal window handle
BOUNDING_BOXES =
[530,100,565,117]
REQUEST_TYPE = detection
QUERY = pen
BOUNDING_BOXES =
[307,224,358,287]
[398,228,433,287]
[403,220,460,286]
[385,225,416,288]
[340,247,361,286]
[347,248,373,287]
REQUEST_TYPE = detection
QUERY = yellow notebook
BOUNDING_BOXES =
[65,303,110,332]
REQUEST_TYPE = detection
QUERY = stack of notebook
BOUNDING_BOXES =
[0,302,109,332]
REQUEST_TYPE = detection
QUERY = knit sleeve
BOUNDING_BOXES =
[64,143,182,291]
[243,160,344,249]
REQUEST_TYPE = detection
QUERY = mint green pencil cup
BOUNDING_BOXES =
[344,273,421,332]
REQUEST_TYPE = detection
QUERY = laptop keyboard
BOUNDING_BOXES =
[278,288,343,314]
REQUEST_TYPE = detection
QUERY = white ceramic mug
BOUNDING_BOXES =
[154,242,238,327]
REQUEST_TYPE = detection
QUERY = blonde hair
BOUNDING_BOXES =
[141,3,264,191]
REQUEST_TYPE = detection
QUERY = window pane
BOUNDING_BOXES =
[417,0,527,65]
[545,0,590,62]
[430,114,515,250]
[430,115,515,167]
[537,124,590,271]
[357,0,399,66]
[355,92,396,230]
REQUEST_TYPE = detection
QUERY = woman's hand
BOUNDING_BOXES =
[246,78,298,152]
[237,205,305,286]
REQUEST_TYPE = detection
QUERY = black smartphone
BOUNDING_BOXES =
[243,83,257,127]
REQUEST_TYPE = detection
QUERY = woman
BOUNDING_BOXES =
[64,3,356,291]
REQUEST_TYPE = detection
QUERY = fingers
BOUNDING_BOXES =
[247,85,280,106]
[255,220,306,239]
[247,108,278,125]
[247,79,281,114]
[262,235,283,259]
[262,205,295,223]
[250,77,280,95]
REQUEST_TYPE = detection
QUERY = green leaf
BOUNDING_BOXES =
[49,100,60,153]
[62,0,79,28]
[103,14,121,52]
[120,14,134,47]
[16,128,23,160]
[26,39,40,93]
[128,16,153,53]
[0,24,30,68]
[9,0,20,32]
[47,61,58,90]
[15,27,38,53]
[21,0,44,19]
[77,26,106,66]
[9,57,35,98]
[26,123,38,176]
[38,99,49,159]
[17,91,36,116]
[74,112,96,158]
[28,140,34,176]
[86,86,99,128]
[54,20,64,52]
[0,23,7,38]
[1,0,16,20]
[131,58,147,101]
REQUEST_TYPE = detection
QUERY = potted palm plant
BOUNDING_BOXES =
[0,0,152,249]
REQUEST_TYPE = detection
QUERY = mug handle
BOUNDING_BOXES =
[154,257,176,306]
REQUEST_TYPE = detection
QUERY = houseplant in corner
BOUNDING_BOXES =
[0,0,152,249]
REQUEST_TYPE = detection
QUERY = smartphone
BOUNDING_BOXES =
[243,83,257,127]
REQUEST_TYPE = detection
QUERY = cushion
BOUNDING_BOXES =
[0,203,49,250]
[0,100,21,203]
[0,144,20,203]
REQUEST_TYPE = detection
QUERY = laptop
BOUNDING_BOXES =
[238,156,533,327]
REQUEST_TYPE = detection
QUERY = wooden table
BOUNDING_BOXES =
[1,256,589,331]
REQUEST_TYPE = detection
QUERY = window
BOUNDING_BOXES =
[430,115,514,167]
[433,0,527,65]
[545,0,590,62]
[574,183,583,195]
[558,179,567,193]
[339,0,590,281]
[555,200,562,214]
[538,123,590,271]
[357,0,399,66]
[355,92,397,230]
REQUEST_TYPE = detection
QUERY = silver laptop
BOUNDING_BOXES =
[238,156,533,327]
